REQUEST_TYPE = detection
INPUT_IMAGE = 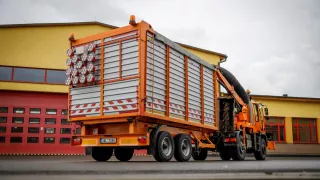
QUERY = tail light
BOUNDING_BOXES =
[88,43,96,52]
[87,53,96,62]
[72,69,79,76]
[81,53,88,62]
[224,137,237,143]
[138,136,147,143]
[66,48,74,57]
[66,58,72,66]
[73,138,82,145]
[87,73,95,82]
[66,67,73,76]
[72,76,79,84]
[87,62,95,72]
[65,76,72,85]
[81,66,88,75]
[79,74,86,84]
[76,61,83,69]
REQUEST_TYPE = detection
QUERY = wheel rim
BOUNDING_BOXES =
[181,139,191,156]
[239,137,245,154]
[161,137,172,156]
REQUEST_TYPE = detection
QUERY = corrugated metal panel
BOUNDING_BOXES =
[203,67,215,124]
[188,59,201,122]
[146,33,167,115]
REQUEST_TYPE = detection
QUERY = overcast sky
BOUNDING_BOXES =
[0,0,319,98]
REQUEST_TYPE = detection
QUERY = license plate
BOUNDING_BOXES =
[100,138,116,144]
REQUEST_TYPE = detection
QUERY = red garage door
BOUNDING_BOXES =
[0,91,85,155]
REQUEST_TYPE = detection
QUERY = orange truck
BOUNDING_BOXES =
[66,15,275,162]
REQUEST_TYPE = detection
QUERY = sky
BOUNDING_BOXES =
[0,0,319,98]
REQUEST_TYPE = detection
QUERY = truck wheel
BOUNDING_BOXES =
[114,148,134,161]
[231,135,246,161]
[254,138,267,160]
[219,150,232,160]
[153,131,175,162]
[174,134,192,162]
[192,148,208,161]
[91,147,113,162]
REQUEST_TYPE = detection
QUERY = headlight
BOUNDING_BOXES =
[79,74,86,84]
[87,53,96,62]
[76,60,83,69]
[66,67,73,76]
[87,73,95,82]
[72,76,79,84]
[72,68,79,76]
[88,43,96,52]
[81,53,88,62]
[66,48,74,57]
[72,55,79,64]
[81,66,88,75]
[65,76,72,85]
[66,58,72,66]
[87,62,95,72]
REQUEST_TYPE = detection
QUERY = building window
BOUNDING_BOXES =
[29,118,40,124]
[44,128,55,134]
[293,118,317,143]
[60,128,72,134]
[0,66,12,81]
[44,137,55,143]
[28,127,40,133]
[10,137,22,143]
[27,137,39,143]
[0,136,5,143]
[45,118,56,124]
[60,138,71,144]
[0,117,7,123]
[0,107,8,113]
[13,107,25,114]
[266,117,285,142]
[14,67,45,83]
[30,108,41,114]
[12,117,24,123]
[46,70,65,84]
[61,119,71,125]
[11,127,23,133]
[0,127,6,133]
[61,109,68,115]
[46,109,57,115]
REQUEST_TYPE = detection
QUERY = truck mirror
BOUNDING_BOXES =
[264,108,269,116]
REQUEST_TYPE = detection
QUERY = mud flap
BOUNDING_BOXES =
[267,141,276,150]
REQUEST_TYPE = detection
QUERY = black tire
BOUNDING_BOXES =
[91,147,113,162]
[219,150,232,161]
[153,131,175,162]
[231,134,246,161]
[114,148,134,162]
[174,134,192,162]
[192,148,208,161]
[254,138,267,160]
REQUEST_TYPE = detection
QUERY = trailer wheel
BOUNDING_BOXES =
[114,148,134,162]
[231,135,246,161]
[153,131,175,162]
[192,148,208,161]
[91,147,113,162]
[254,138,267,160]
[174,134,192,162]
[219,150,232,161]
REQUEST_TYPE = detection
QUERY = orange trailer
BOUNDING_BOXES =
[66,16,275,162]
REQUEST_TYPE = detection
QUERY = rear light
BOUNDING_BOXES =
[76,60,83,69]
[88,43,96,52]
[81,66,88,75]
[73,138,82,145]
[81,53,88,62]
[66,48,74,57]
[224,137,237,143]
[66,58,72,66]
[66,67,73,76]
[87,73,95,82]
[79,74,86,84]
[65,76,72,85]
[87,62,95,72]
[72,69,79,76]
[87,53,96,62]
[72,55,79,64]
[72,76,79,84]
[138,136,148,143]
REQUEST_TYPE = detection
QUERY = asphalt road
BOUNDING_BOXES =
[0,156,320,179]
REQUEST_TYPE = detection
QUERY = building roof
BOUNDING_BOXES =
[0,21,227,59]
[251,94,320,103]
